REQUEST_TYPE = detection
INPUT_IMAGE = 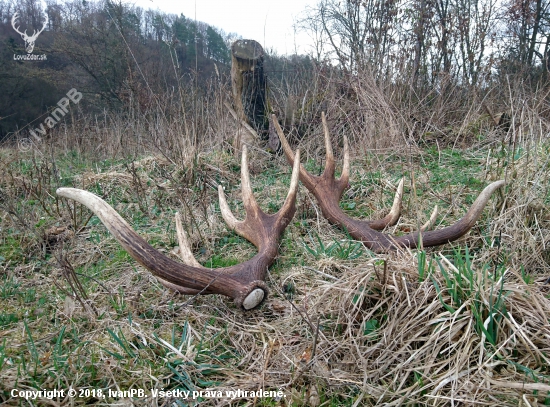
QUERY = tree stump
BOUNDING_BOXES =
[231,40,268,139]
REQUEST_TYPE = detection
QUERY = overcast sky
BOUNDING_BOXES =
[129,0,317,55]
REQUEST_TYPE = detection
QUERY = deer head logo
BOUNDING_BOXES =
[11,12,48,54]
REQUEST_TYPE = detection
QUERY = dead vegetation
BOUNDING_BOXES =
[0,74,549,406]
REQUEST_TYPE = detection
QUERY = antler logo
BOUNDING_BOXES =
[11,12,48,54]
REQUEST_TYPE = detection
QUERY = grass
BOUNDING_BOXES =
[302,231,364,260]
[1,92,550,406]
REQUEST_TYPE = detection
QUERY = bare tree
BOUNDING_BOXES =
[504,0,550,68]
[301,0,400,74]
[454,0,498,85]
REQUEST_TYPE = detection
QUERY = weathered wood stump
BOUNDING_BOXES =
[231,40,268,139]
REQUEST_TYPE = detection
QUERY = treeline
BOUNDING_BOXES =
[0,0,235,140]
[299,0,550,88]
[1,0,549,143]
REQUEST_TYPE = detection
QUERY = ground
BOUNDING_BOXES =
[0,111,549,406]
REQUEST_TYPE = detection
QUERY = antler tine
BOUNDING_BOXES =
[421,206,438,232]
[273,114,295,164]
[341,135,350,185]
[157,211,203,295]
[322,112,336,176]
[393,180,505,249]
[218,185,239,231]
[240,145,260,213]
[367,178,404,230]
[273,114,316,191]
[156,222,203,295]
[277,149,301,220]
[175,212,202,268]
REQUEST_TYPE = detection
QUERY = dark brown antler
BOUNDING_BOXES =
[57,146,300,310]
[274,112,505,253]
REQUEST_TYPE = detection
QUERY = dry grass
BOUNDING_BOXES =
[0,75,549,406]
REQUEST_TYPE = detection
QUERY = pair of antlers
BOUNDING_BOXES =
[57,114,504,310]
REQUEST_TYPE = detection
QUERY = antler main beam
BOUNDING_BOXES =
[57,146,300,310]
[274,113,504,253]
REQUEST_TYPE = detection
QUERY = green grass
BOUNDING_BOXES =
[0,235,25,264]
[302,231,364,260]
[0,133,548,406]
[423,147,486,189]
[429,247,509,346]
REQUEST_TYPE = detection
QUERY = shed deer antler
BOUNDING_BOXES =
[274,113,505,253]
[57,146,300,310]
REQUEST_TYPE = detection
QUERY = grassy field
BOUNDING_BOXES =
[1,87,550,406]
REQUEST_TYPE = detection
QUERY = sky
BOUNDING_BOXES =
[129,0,318,55]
